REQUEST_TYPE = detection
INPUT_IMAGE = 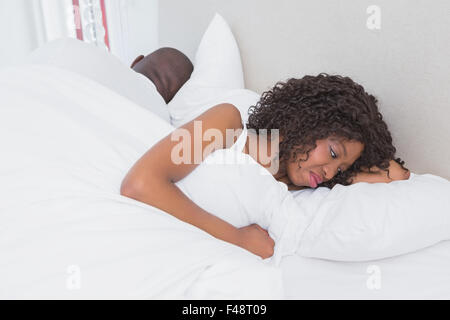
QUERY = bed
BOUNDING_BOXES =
[281,240,450,299]
[2,2,450,299]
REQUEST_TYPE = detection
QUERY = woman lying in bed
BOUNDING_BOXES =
[121,73,410,259]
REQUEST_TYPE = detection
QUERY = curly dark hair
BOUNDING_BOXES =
[246,73,408,189]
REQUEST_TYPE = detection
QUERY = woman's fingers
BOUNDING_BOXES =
[253,224,272,239]
[254,224,267,233]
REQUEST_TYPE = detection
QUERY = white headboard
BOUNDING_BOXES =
[158,0,450,180]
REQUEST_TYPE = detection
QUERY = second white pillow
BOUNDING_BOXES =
[168,13,259,127]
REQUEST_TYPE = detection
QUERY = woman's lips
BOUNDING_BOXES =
[309,171,322,188]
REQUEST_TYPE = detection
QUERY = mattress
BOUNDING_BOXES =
[281,240,450,299]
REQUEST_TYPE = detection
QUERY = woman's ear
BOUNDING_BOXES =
[130,55,145,69]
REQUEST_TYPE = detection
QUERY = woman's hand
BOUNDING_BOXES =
[349,160,410,184]
[236,224,275,259]
[384,160,411,180]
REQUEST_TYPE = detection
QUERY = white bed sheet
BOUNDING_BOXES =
[281,240,450,299]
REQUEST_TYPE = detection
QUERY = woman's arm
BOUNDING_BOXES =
[120,103,275,259]
[348,160,411,184]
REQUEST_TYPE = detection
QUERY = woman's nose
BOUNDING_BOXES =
[323,164,340,181]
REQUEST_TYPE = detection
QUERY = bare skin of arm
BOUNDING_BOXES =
[120,103,275,259]
[348,160,411,184]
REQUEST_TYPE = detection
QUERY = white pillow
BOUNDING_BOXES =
[168,13,260,127]
[290,172,450,261]
[25,38,171,123]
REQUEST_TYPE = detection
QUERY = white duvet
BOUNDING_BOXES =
[0,65,284,299]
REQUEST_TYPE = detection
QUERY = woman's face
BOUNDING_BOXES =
[285,137,364,188]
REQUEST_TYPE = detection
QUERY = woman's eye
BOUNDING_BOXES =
[330,148,337,159]
[330,148,342,174]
